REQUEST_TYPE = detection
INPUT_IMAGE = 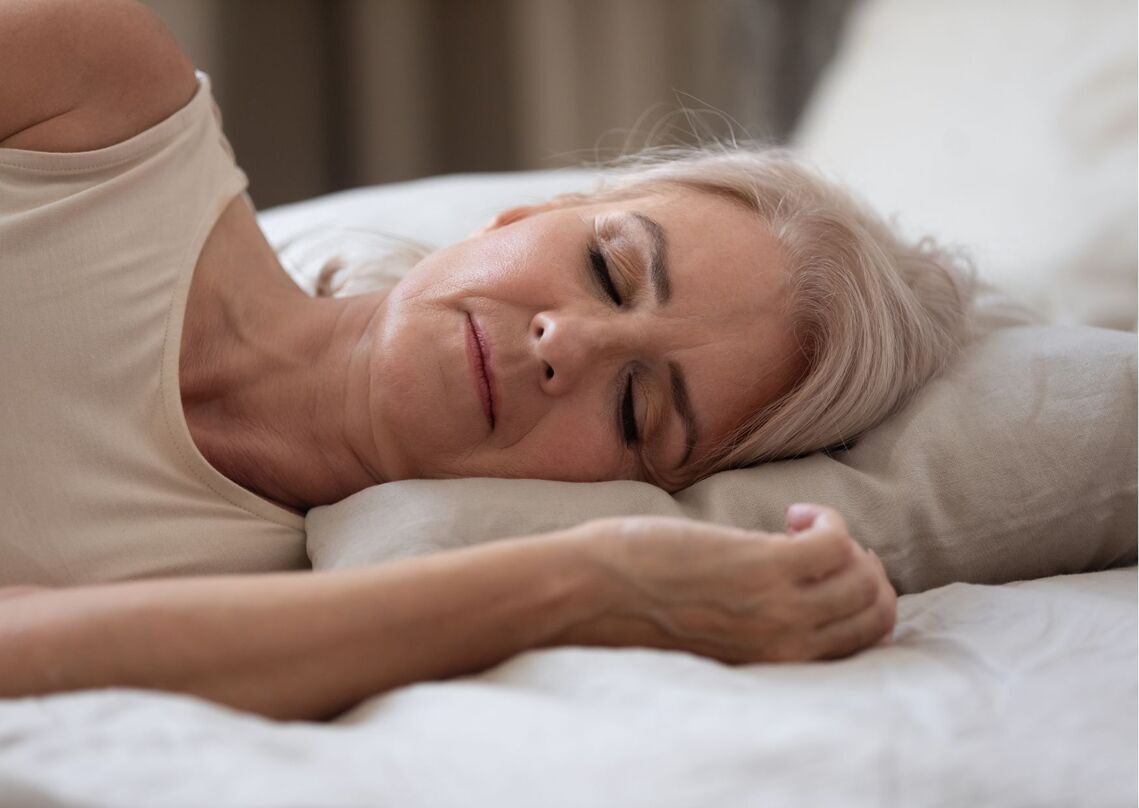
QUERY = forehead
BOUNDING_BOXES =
[589,191,801,470]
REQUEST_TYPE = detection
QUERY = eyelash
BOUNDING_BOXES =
[589,245,623,307]
[587,242,640,447]
[621,374,640,446]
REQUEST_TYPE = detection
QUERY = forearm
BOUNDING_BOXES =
[0,532,604,721]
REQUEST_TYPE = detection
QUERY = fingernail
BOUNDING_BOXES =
[786,503,811,521]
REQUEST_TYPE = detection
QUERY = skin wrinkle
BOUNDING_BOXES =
[472,295,535,457]
[304,300,350,476]
[191,190,798,509]
[352,299,390,487]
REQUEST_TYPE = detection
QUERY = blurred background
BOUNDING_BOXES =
[143,0,853,208]
[146,0,1134,329]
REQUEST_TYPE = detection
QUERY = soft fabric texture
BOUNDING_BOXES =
[307,320,1138,593]
[793,0,1138,330]
[3,568,1134,807]
[0,72,306,586]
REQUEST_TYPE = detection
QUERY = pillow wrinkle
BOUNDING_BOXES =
[306,321,1137,593]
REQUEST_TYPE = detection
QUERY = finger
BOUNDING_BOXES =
[785,503,819,534]
[809,579,897,660]
[869,551,898,641]
[795,554,881,626]
[867,549,894,592]
[769,526,855,583]
[785,503,848,538]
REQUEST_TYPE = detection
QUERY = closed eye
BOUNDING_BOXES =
[621,373,640,446]
[589,245,623,306]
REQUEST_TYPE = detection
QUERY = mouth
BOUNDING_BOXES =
[465,313,496,429]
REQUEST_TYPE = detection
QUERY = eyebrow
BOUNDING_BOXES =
[628,212,671,304]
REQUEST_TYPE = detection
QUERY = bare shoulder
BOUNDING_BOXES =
[0,0,197,152]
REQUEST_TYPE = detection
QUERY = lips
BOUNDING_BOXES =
[465,313,496,429]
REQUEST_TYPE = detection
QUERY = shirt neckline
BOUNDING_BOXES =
[160,77,306,532]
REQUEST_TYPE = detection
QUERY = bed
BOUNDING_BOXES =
[2,0,1135,805]
[3,568,1133,807]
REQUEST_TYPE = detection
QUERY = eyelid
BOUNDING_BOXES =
[593,217,647,302]
[618,364,671,459]
[589,244,622,306]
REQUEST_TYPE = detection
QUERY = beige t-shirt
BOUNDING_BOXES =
[0,72,308,586]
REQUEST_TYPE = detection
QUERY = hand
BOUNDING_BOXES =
[554,504,896,664]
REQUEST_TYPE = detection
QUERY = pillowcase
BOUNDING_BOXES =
[306,319,1137,594]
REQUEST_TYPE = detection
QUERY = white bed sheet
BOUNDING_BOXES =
[1,567,1134,808]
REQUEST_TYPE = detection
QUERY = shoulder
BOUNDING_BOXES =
[0,0,197,152]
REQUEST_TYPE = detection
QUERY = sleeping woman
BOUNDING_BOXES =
[0,0,973,720]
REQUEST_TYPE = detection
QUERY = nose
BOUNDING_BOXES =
[530,309,627,394]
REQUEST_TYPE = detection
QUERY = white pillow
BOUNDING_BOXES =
[260,170,600,294]
[793,0,1137,330]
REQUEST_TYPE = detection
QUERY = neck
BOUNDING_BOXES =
[184,275,391,513]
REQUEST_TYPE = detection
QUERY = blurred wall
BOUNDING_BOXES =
[145,0,852,208]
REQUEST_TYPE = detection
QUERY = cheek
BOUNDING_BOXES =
[367,295,487,477]
[404,231,548,300]
[477,410,629,482]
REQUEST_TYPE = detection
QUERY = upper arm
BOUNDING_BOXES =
[0,0,198,152]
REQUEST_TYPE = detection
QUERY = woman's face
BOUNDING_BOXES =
[364,189,802,488]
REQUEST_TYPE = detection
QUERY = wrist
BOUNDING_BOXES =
[519,524,619,647]
[518,525,618,650]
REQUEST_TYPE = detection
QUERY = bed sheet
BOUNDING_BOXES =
[1,567,1134,808]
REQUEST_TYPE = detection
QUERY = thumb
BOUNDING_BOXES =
[787,503,849,541]
[783,496,847,535]
[785,502,827,535]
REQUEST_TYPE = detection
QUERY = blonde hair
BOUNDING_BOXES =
[315,144,976,490]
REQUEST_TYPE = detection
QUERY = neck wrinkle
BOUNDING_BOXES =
[218,289,384,511]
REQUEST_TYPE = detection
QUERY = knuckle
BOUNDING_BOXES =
[878,606,894,637]
[855,615,881,648]
[868,610,890,643]
[822,506,849,535]
[856,572,879,608]
[824,531,854,563]
[815,528,851,553]
[879,595,897,633]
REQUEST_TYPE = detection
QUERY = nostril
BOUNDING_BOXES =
[537,326,545,338]
[545,364,554,380]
